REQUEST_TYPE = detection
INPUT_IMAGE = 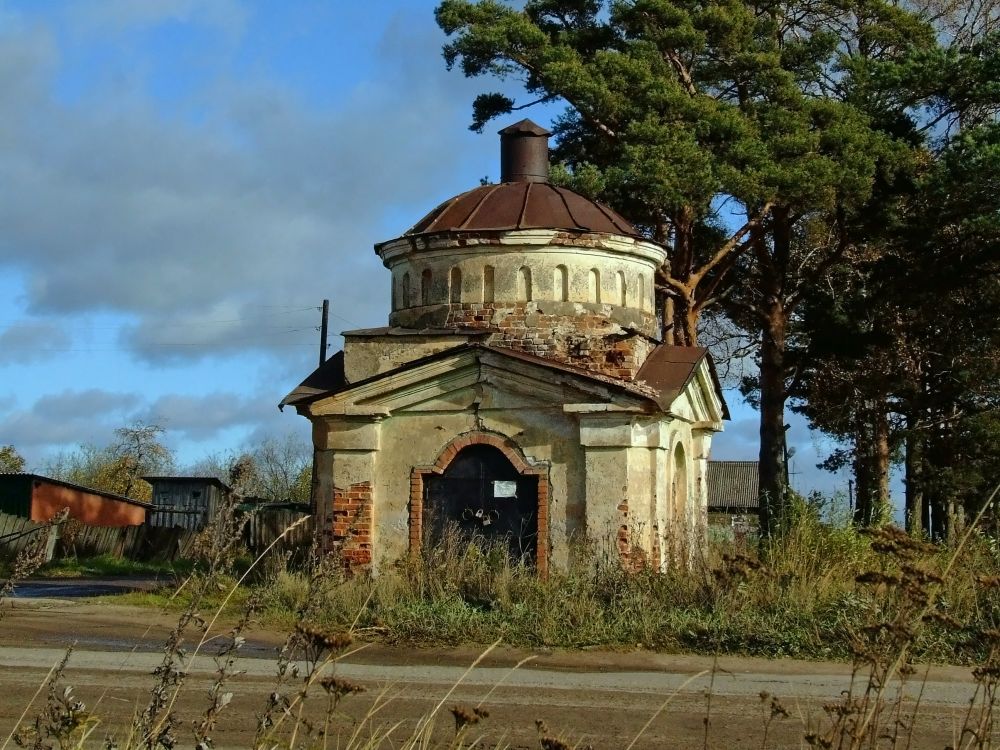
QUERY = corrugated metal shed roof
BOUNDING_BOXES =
[142,476,232,492]
[707,461,759,511]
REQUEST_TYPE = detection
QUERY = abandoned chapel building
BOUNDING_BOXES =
[281,120,728,575]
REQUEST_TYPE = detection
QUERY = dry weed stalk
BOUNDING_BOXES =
[254,549,362,750]
[951,573,1000,749]
[192,591,260,749]
[807,483,1000,750]
[758,690,789,749]
[535,719,572,750]
[11,647,99,750]
[450,703,489,748]
[135,494,251,749]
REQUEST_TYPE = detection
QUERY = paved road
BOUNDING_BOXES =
[0,643,981,705]
[11,576,166,598]
[0,598,987,749]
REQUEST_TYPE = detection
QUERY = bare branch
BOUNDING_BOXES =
[690,203,774,286]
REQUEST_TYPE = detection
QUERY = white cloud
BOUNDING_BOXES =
[0,321,71,364]
[68,0,249,37]
[141,391,275,440]
[0,388,141,450]
[0,6,491,365]
[0,386,304,463]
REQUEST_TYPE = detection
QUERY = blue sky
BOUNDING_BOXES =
[0,0,854,499]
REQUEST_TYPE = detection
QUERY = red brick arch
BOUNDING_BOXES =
[409,431,550,577]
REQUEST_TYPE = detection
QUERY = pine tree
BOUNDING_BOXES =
[436,0,937,533]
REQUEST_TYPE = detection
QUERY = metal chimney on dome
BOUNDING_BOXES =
[499,119,551,183]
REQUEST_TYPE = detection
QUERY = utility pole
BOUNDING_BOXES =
[319,299,329,367]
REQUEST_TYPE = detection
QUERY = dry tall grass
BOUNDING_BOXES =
[7,490,1000,748]
[252,498,1000,663]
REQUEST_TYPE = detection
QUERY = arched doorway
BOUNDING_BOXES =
[423,444,538,564]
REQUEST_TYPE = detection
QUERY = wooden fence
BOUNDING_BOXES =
[243,508,314,559]
[0,513,57,560]
[147,508,206,531]
[0,507,314,564]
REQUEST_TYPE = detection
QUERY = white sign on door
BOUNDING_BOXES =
[493,480,517,498]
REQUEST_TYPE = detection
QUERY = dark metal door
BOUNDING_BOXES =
[424,444,537,564]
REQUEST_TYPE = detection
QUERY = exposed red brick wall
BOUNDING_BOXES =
[31,483,146,527]
[615,498,651,571]
[616,497,631,561]
[410,431,550,578]
[651,524,661,573]
[442,303,655,381]
[331,481,372,570]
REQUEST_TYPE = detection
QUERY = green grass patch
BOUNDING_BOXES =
[36,554,194,579]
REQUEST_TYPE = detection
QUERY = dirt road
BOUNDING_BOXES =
[0,597,987,749]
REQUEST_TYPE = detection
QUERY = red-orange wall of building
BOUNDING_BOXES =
[30,483,147,527]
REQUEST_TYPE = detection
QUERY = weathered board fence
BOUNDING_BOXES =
[0,506,314,564]
[243,507,314,560]
[0,512,57,559]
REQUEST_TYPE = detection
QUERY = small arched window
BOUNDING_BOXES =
[517,266,532,301]
[588,268,601,304]
[401,272,411,307]
[483,265,495,303]
[421,269,432,305]
[617,270,627,307]
[554,265,569,302]
[638,274,646,311]
[449,267,462,303]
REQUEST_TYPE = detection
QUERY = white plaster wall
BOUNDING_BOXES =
[379,232,665,317]
[583,446,628,556]
[309,369,717,573]
[578,416,713,570]
[627,445,654,553]
[344,334,475,382]
[324,403,586,571]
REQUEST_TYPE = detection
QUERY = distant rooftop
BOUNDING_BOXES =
[707,461,759,511]
[0,472,153,509]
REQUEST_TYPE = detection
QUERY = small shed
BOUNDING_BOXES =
[143,476,232,530]
[0,473,151,527]
[707,460,759,539]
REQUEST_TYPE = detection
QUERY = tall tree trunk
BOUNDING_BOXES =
[904,413,924,534]
[757,207,791,537]
[758,307,788,536]
[666,208,699,346]
[926,427,952,541]
[661,293,675,345]
[853,409,873,526]
[855,400,892,526]
[872,404,891,524]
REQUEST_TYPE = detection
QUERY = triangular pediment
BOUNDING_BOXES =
[306,348,655,417]
[663,356,726,429]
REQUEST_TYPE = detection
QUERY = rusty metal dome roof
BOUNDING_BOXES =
[404,181,642,239]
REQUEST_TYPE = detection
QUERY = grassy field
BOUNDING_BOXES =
[108,498,1000,663]
[256,511,1000,663]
